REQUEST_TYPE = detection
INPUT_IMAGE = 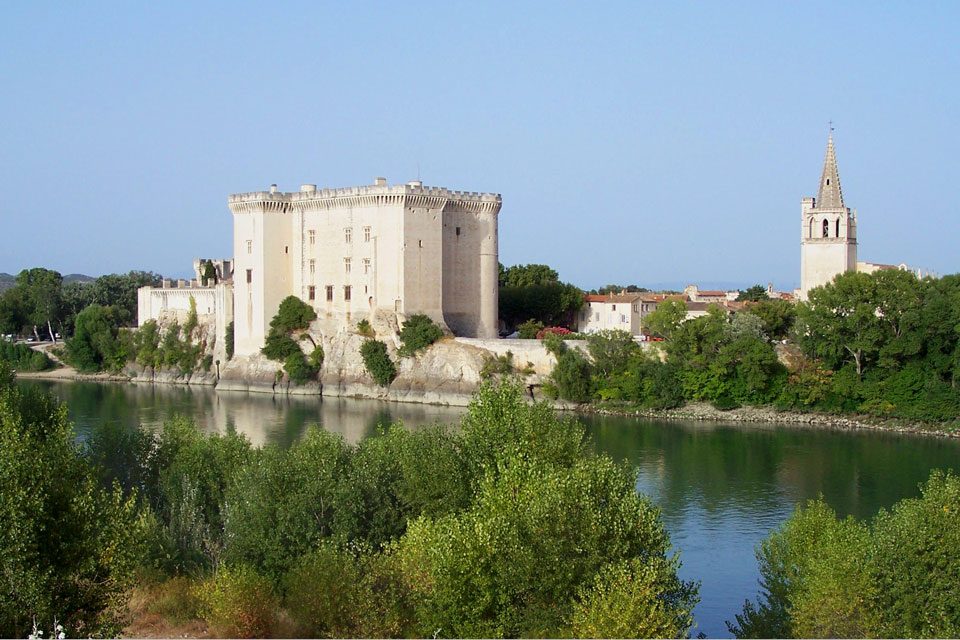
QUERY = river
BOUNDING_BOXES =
[16,379,960,638]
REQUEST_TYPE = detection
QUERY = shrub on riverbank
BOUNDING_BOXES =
[0,364,146,637]
[397,314,443,356]
[0,340,54,371]
[730,470,960,639]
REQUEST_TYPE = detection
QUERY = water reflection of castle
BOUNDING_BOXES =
[98,383,466,448]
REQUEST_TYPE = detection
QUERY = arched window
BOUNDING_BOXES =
[822,219,829,237]
[809,218,814,238]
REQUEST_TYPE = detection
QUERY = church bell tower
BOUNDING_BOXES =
[800,133,858,299]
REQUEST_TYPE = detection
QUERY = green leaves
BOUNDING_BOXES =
[361,339,397,386]
[397,314,443,356]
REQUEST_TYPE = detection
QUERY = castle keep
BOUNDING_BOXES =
[229,178,502,357]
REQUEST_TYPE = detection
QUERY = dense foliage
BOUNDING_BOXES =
[730,470,960,639]
[361,339,397,386]
[0,268,160,341]
[3,375,699,638]
[0,364,146,637]
[261,296,319,384]
[0,340,54,371]
[498,263,584,333]
[397,314,444,356]
[792,270,960,421]
[542,270,960,424]
[65,304,132,372]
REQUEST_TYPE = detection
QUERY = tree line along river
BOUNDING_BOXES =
[16,378,960,638]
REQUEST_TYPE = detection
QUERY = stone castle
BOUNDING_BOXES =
[228,178,501,357]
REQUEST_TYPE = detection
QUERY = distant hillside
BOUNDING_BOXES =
[0,272,96,294]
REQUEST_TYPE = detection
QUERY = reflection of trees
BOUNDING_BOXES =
[580,415,960,522]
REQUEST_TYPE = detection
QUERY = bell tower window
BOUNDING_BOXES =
[835,219,840,237]
[822,219,829,237]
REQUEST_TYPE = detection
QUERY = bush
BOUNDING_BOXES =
[361,339,397,386]
[0,374,147,637]
[516,319,544,339]
[270,296,316,334]
[356,318,374,338]
[0,340,54,371]
[144,576,202,624]
[197,564,278,638]
[397,314,443,356]
[225,321,234,360]
[261,332,300,361]
[536,325,572,339]
[283,547,367,638]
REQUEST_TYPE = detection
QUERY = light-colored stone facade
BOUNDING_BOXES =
[799,134,858,300]
[229,178,501,357]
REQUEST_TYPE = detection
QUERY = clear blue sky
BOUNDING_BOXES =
[1,1,957,291]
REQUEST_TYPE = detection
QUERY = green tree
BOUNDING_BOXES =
[797,272,885,377]
[15,268,65,342]
[737,284,768,302]
[498,263,559,287]
[744,299,797,341]
[395,449,696,638]
[585,329,641,379]
[66,304,127,372]
[644,298,688,340]
[0,367,146,637]
[201,261,218,286]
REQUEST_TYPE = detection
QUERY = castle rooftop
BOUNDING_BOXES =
[229,178,501,206]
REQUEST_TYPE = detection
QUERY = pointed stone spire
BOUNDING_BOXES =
[816,133,844,209]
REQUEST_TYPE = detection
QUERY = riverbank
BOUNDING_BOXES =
[15,365,960,440]
[579,400,960,439]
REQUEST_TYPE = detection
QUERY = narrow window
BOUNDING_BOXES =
[418,239,423,248]
[826,179,830,185]
[822,219,829,237]
[835,219,840,237]
[246,240,252,254]
[345,228,352,243]
[363,258,371,274]
[344,258,351,273]
[344,285,352,301]
[309,230,316,245]
[363,226,371,242]
[308,286,315,301]
[456,226,461,236]
[612,304,616,311]
[246,269,252,284]
[309,259,315,274]
[284,246,288,254]
[325,285,333,301]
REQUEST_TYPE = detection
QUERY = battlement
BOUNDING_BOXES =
[229,178,502,210]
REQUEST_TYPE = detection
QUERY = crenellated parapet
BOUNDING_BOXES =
[229,179,501,216]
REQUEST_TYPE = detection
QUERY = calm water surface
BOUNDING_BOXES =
[17,379,960,638]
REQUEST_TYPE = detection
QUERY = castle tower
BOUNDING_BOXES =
[800,133,857,299]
